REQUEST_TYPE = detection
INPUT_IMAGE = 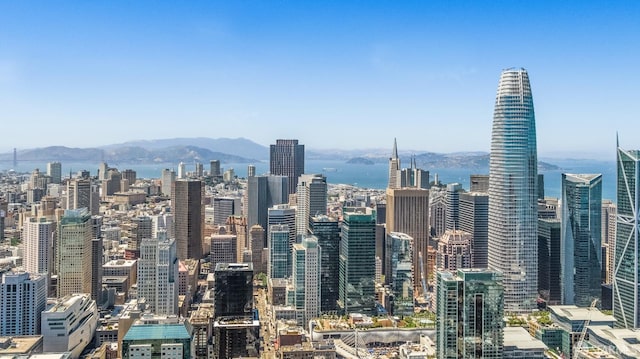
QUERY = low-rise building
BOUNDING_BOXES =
[0,336,43,356]
[503,327,548,359]
[121,323,191,359]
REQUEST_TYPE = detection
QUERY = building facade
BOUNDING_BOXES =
[310,216,341,313]
[0,271,47,335]
[386,187,429,292]
[138,236,179,315]
[270,139,305,195]
[295,174,327,238]
[268,224,290,279]
[338,208,376,315]
[459,191,489,268]
[388,232,414,316]
[292,235,321,325]
[488,68,539,313]
[436,269,504,359]
[23,217,55,276]
[613,146,640,328]
[41,294,98,358]
[172,179,204,260]
[56,208,93,298]
[561,173,602,306]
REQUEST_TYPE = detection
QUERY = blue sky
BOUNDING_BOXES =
[1,1,638,159]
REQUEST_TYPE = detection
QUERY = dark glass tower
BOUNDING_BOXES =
[338,208,376,315]
[561,173,602,306]
[213,263,254,318]
[270,139,304,195]
[310,215,340,313]
[488,68,538,313]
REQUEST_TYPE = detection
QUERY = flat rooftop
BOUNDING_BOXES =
[503,327,548,351]
[123,324,190,341]
[549,306,615,323]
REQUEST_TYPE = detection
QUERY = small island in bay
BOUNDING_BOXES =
[346,157,375,165]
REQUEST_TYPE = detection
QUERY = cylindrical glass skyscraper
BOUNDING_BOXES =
[488,68,538,313]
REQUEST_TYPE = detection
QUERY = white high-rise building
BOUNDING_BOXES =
[0,271,47,335]
[295,174,327,238]
[388,138,400,189]
[138,234,179,316]
[292,235,321,326]
[42,294,98,358]
[488,68,538,313]
[23,217,55,275]
[177,162,186,179]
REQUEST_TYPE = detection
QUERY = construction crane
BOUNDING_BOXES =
[573,298,599,359]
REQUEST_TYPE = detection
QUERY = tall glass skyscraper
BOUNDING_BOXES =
[613,145,640,328]
[338,208,376,315]
[436,269,504,359]
[488,68,538,313]
[561,173,602,307]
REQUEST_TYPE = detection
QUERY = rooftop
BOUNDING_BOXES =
[549,306,615,323]
[587,325,640,358]
[123,324,191,341]
[503,327,548,351]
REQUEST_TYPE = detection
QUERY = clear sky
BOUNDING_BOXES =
[1,1,639,159]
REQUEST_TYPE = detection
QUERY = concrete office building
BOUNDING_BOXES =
[172,179,204,260]
[459,191,489,268]
[0,271,47,335]
[292,235,321,325]
[437,229,473,272]
[160,169,175,197]
[386,187,429,292]
[295,174,327,238]
[246,175,289,243]
[23,217,55,276]
[56,209,93,298]
[138,236,179,316]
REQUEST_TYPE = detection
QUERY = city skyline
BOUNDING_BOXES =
[1,2,639,158]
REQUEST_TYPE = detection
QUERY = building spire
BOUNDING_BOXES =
[392,138,398,159]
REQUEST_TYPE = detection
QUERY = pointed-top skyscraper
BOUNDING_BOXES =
[613,141,640,328]
[388,138,400,189]
[488,68,538,313]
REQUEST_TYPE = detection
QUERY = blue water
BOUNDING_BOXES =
[1,158,618,201]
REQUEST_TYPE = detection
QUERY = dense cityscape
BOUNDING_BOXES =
[0,67,638,358]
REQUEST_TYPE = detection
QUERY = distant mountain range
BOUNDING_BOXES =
[0,144,257,164]
[0,137,558,170]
